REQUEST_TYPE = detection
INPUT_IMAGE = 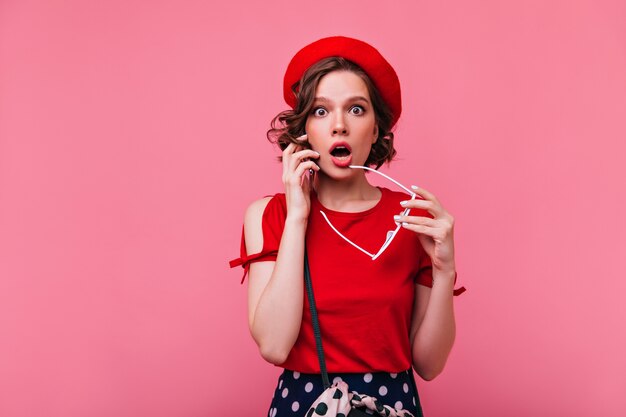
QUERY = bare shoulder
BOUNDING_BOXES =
[244,196,273,227]
[243,196,273,254]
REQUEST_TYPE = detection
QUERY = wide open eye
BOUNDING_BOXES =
[350,105,365,115]
[312,107,327,117]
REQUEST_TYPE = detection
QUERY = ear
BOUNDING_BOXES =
[372,124,379,144]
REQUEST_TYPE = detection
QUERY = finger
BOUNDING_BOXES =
[292,134,308,152]
[282,142,296,155]
[282,143,297,175]
[292,148,320,160]
[400,222,440,239]
[410,185,441,205]
[283,143,313,175]
[289,149,320,173]
[286,160,320,186]
[394,214,437,228]
[293,160,320,180]
[400,198,441,218]
[294,162,319,189]
[282,142,303,160]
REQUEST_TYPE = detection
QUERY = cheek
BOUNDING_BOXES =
[304,118,315,137]
[360,144,374,159]
[305,121,324,147]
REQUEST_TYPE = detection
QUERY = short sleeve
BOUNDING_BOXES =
[415,251,466,296]
[228,194,287,284]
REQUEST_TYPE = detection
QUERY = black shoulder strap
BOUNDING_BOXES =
[303,246,331,389]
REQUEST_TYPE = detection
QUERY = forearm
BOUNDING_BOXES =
[250,216,307,363]
[411,268,457,380]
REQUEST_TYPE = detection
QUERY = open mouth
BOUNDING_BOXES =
[329,142,353,167]
[330,146,351,158]
[329,142,352,158]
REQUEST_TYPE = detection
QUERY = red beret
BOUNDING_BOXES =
[283,36,402,129]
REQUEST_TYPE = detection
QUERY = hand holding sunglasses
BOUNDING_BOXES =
[395,185,457,273]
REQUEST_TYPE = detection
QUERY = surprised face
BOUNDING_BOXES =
[305,70,379,178]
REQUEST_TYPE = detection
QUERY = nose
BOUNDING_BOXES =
[332,112,347,135]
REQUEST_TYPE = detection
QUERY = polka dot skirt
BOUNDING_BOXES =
[267,368,423,417]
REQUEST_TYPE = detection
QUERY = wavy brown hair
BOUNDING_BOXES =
[267,57,397,169]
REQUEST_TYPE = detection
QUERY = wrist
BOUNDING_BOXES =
[285,215,309,227]
[433,263,456,276]
[432,267,457,284]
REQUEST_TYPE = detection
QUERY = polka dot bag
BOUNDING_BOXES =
[305,379,414,417]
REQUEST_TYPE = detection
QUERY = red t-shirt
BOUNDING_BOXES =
[229,186,465,373]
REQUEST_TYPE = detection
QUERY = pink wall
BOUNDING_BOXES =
[1,1,625,416]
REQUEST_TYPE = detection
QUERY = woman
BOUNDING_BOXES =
[230,36,465,417]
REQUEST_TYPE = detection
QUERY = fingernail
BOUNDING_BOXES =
[411,185,419,190]
[400,201,408,206]
[394,215,401,220]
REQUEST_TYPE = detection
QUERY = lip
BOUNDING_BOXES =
[331,154,352,167]
[328,141,353,168]
[329,141,352,154]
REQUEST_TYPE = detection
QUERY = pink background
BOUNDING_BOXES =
[1,1,625,416]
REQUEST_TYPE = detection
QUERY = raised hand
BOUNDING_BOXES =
[395,185,456,273]
[281,135,320,222]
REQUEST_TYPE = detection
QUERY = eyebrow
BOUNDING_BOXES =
[313,96,370,105]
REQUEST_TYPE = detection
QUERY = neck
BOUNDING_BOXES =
[313,169,381,212]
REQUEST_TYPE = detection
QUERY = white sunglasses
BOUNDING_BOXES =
[318,165,417,260]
